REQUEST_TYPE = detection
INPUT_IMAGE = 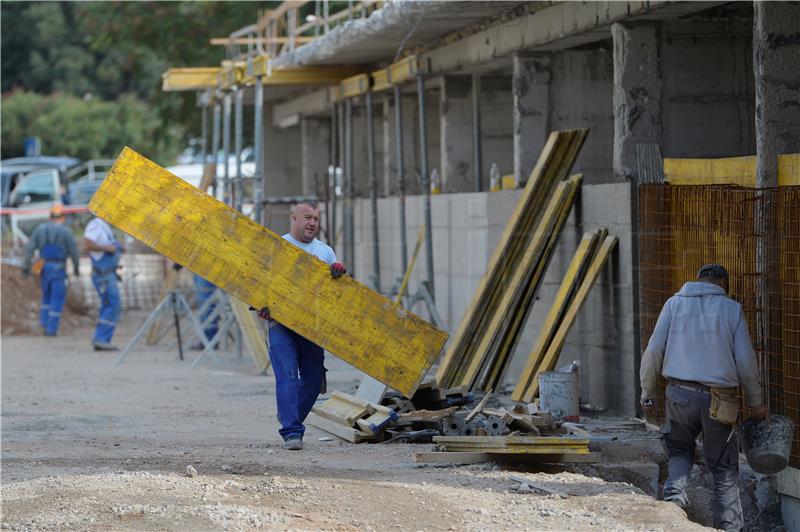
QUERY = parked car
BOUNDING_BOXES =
[1,156,80,236]
[66,160,115,205]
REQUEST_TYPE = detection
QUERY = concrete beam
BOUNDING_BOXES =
[513,53,550,185]
[420,1,725,75]
[272,89,330,126]
[754,1,800,188]
[612,23,662,180]
[439,75,474,193]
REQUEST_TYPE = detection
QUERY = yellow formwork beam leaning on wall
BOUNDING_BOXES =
[88,148,448,397]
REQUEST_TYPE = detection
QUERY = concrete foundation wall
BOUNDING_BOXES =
[660,18,755,158]
[549,47,616,184]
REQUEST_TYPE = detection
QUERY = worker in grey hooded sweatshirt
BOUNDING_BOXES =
[640,264,768,532]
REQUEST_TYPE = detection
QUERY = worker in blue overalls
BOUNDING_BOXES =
[192,274,219,348]
[84,216,124,351]
[22,205,80,336]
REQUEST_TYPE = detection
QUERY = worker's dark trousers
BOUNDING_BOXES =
[662,384,742,531]
[39,262,67,336]
[268,323,324,441]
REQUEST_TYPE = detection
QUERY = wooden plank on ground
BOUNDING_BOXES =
[313,391,375,427]
[88,148,448,397]
[414,452,600,464]
[230,297,270,372]
[307,413,378,443]
[522,235,619,401]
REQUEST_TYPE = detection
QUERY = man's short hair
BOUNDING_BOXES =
[292,200,319,213]
[697,263,729,280]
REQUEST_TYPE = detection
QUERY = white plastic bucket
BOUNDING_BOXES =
[539,371,580,421]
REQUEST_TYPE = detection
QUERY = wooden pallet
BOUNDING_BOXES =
[88,148,448,397]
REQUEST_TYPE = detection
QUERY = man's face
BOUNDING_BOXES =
[290,204,320,243]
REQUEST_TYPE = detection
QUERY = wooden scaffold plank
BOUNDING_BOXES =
[88,147,448,397]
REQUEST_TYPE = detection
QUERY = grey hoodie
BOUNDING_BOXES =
[640,281,762,406]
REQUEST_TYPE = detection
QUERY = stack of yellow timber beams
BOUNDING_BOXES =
[435,129,589,391]
[512,229,618,402]
[88,148,448,398]
[415,435,599,464]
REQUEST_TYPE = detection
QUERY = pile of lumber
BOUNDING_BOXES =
[511,229,618,402]
[436,129,589,392]
[307,391,397,443]
[415,435,599,465]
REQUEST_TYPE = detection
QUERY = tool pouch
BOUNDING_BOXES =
[709,388,739,426]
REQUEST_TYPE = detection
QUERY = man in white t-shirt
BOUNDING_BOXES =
[255,201,345,451]
[84,216,125,351]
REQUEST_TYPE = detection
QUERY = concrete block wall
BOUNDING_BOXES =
[345,182,636,414]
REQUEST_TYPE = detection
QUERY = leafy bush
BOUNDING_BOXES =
[1,90,182,165]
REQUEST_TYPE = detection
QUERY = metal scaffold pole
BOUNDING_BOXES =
[344,98,355,275]
[234,86,244,213]
[222,91,232,206]
[472,72,483,192]
[200,92,209,165]
[417,74,435,302]
[328,103,337,248]
[394,85,408,279]
[253,75,264,225]
[211,97,222,199]
[366,89,381,292]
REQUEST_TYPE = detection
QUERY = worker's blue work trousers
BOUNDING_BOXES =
[92,272,121,344]
[193,275,218,341]
[268,323,325,441]
[662,384,742,531]
[39,262,67,336]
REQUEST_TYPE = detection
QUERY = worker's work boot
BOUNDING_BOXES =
[283,437,303,451]
[93,342,119,352]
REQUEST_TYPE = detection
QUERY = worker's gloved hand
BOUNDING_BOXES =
[330,262,347,279]
[249,306,271,320]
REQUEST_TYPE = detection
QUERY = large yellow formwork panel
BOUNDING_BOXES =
[89,148,448,397]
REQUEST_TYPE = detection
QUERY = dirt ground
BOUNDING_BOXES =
[1,264,92,335]
[1,312,708,531]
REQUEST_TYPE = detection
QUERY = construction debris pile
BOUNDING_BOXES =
[308,381,598,466]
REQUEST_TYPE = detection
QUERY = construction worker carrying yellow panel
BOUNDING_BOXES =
[252,200,348,451]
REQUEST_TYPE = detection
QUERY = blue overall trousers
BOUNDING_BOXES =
[267,323,325,441]
[91,247,121,344]
[39,242,68,336]
[193,274,218,340]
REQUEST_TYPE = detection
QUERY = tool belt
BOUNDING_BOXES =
[669,378,739,426]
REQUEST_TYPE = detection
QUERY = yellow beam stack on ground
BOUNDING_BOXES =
[89,147,448,397]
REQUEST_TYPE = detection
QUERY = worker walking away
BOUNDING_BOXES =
[22,205,80,336]
[254,201,346,451]
[84,216,125,351]
[640,264,768,531]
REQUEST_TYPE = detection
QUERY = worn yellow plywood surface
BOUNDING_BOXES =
[89,147,448,397]
[664,156,756,186]
[779,154,800,186]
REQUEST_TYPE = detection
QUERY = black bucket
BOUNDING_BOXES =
[740,415,795,474]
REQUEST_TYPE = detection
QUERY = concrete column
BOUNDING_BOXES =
[300,117,330,197]
[263,105,302,234]
[439,75,473,192]
[754,2,800,187]
[382,95,393,196]
[513,54,550,184]
[612,23,662,180]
